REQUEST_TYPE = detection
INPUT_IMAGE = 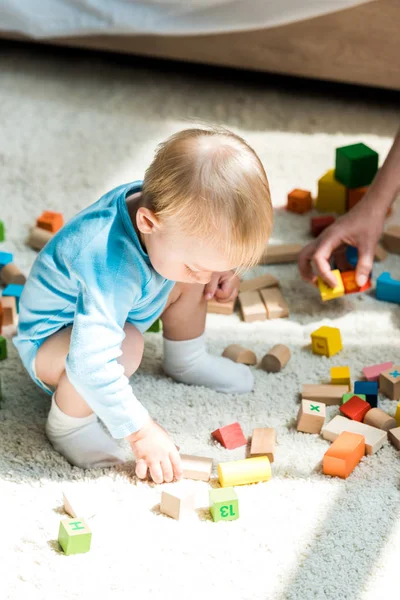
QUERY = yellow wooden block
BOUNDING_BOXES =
[218,456,271,487]
[331,366,351,387]
[318,270,344,301]
[315,169,347,214]
[396,402,400,427]
[311,326,342,358]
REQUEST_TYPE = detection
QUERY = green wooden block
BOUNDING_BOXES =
[0,221,4,242]
[342,392,366,405]
[58,518,92,555]
[0,337,7,361]
[335,143,378,189]
[147,318,162,333]
[209,487,239,522]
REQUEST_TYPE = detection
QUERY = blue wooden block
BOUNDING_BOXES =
[376,272,400,304]
[0,251,13,268]
[2,284,24,312]
[354,381,378,408]
[345,246,358,268]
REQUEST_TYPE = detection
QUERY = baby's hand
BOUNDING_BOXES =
[126,418,182,484]
[204,271,240,302]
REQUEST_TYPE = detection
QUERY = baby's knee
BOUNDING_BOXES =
[120,323,144,377]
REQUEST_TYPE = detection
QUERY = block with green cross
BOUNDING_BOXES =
[209,487,239,522]
[58,518,92,555]
[297,399,326,434]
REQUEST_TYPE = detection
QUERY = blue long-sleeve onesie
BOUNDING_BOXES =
[13,181,175,438]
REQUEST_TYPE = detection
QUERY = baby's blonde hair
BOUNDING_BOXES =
[142,126,272,272]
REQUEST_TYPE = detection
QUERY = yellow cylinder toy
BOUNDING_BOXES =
[218,456,271,487]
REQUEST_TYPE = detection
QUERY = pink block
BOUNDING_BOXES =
[363,361,394,382]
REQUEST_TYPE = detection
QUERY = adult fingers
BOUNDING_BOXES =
[135,458,148,480]
[355,245,374,287]
[312,236,342,287]
[298,242,318,283]
[160,458,174,483]
[170,450,183,481]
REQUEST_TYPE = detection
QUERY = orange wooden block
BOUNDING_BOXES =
[347,186,368,211]
[212,422,247,449]
[36,211,64,233]
[341,270,371,294]
[287,189,313,214]
[323,431,365,479]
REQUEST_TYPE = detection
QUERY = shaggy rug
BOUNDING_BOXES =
[0,41,399,600]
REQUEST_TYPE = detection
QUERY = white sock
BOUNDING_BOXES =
[45,395,126,469]
[163,334,254,394]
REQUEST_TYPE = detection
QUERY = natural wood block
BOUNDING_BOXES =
[261,344,291,372]
[0,297,17,327]
[160,489,196,520]
[379,366,400,400]
[26,226,54,250]
[321,415,387,455]
[207,297,236,315]
[341,270,371,294]
[339,395,371,421]
[181,454,213,482]
[222,344,257,365]
[250,428,276,462]
[330,366,351,387]
[239,274,279,294]
[301,384,349,406]
[382,225,400,254]
[37,210,64,233]
[238,290,267,322]
[316,169,347,214]
[212,422,247,449]
[323,431,365,479]
[209,487,239,522]
[363,408,397,431]
[259,244,302,265]
[0,303,3,334]
[218,456,271,487]
[0,263,26,286]
[311,326,342,357]
[58,518,92,555]
[347,185,368,210]
[388,427,400,450]
[363,361,393,382]
[374,243,388,262]
[287,189,313,214]
[63,488,96,519]
[259,287,289,319]
[318,270,345,301]
[311,215,335,237]
[297,399,326,434]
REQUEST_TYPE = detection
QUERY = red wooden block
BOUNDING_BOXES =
[287,189,313,214]
[340,395,371,422]
[341,271,372,294]
[311,216,335,237]
[36,211,64,233]
[363,361,393,382]
[212,422,247,449]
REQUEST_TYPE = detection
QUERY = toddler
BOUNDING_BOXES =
[14,126,273,484]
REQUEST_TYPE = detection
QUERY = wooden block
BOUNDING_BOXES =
[376,272,400,304]
[323,431,365,479]
[181,454,213,481]
[218,456,271,487]
[37,210,64,233]
[396,402,400,426]
[297,399,326,434]
[2,284,24,312]
[379,366,400,400]
[335,143,378,189]
[58,518,92,556]
[0,251,13,267]
[347,185,368,210]
[207,297,236,315]
[0,302,3,334]
[342,393,366,405]
[212,422,247,449]
[261,344,291,373]
[0,220,4,242]
[363,408,397,431]
[339,395,371,421]
[160,489,196,520]
[310,215,335,237]
[311,326,342,357]
[330,366,351,387]
[363,361,393,382]
[315,169,347,214]
[0,336,7,361]
[374,243,387,262]
[287,189,313,214]
[0,263,26,286]
[26,226,54,250]
[239,274,279,293]
[222,344,257,365]
[318,270,345,301]
[388,427,400,450]
[63,488,97,519]
[0,297,17,327]
[321,415,387,455]
[341,270,371,294]
[382,225,400,254]
[238,290,267,322]
[301,384,349,406]
[354,381,378,408]
[259,287,289,319]
[209,487,239,522]
[259,244,302,265]
[250,428,276,462]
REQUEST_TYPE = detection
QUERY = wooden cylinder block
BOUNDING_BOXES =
[261,344,291,373]
[0,263,26,286]
[222,344,257,365]
[26,227,53,251]
[218,456,271,487]
[363,407,397,431]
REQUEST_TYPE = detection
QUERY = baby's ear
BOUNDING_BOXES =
[137,207,160,234]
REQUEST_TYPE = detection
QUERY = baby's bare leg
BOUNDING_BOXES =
[161,283,254,394]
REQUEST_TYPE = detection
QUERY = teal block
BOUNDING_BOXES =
[0,222,4,242]
[0,336,7,361]
[147,318,162,333]
[376,272,400,304]
[335,143,378,188]
[0,251,13,268]
[2,284,24,312]
[58,518,92,555]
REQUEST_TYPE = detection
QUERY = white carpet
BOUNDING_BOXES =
[0,42,399,600]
